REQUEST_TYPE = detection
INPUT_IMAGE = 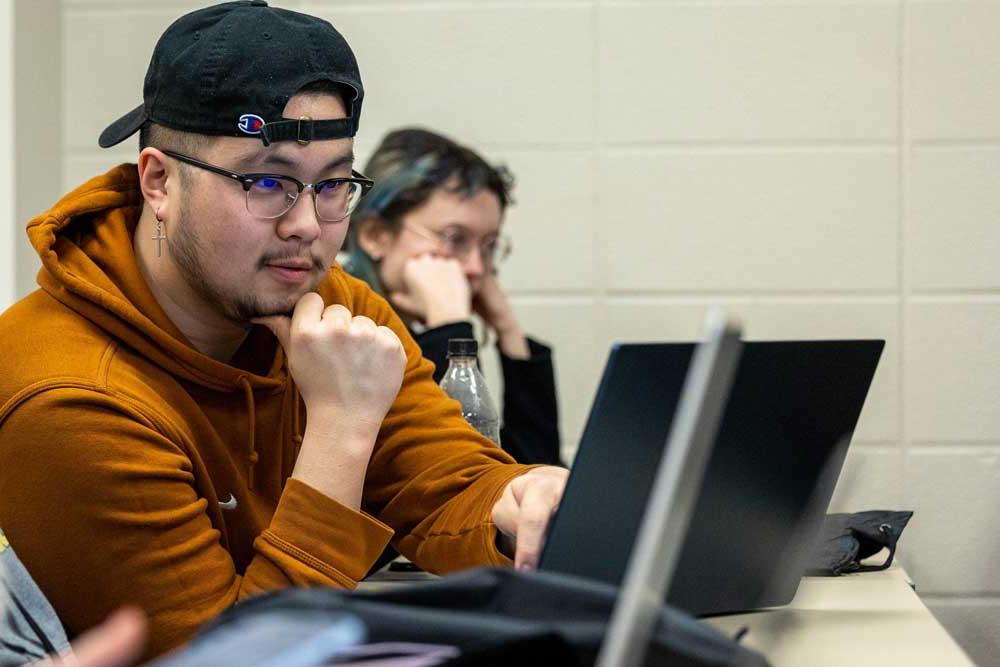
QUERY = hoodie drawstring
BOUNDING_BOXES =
[238,376,258,490]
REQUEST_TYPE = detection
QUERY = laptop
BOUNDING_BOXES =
[597,310,743,667]
[540,335,884,618]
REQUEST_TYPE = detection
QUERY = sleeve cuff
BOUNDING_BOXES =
[261,478,394,585]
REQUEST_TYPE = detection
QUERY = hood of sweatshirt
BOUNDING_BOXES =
[27,163,294,485]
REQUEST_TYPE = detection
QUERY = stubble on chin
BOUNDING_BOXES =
[172,199,335,323]
[231,294,291,322]
[169,225,292,324]
[233,267,331,321]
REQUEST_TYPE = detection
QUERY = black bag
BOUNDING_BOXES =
[154,567,769,666]
[806,510,913,576]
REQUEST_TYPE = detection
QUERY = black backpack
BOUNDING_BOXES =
[153,567,768,667]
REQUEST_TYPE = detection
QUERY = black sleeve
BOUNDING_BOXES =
[413,321,477,384]
[498,337,564,467]
[414,325,563,467]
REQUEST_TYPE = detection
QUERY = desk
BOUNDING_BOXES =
[361,562,971,665]
[703,565,973,666]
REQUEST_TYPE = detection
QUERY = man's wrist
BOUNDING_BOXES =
[302,406,381,453]
[291,415,380,509]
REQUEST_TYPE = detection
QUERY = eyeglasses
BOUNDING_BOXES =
[404,222,512,265]
[160,149,374,222]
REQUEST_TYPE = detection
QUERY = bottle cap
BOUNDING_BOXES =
[446,338,478,358]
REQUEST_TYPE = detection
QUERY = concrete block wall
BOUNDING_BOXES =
[1,0,16,309]
[33,0,1000,662]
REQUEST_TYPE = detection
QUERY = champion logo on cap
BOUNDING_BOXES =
[238,114,265,135]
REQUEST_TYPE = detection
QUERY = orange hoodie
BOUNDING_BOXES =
[0,164,530,658]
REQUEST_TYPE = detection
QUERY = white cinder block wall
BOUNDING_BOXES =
[15,0,998,662]
[0,0,16,310]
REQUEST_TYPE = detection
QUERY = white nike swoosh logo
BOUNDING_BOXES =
[219,494,238,511]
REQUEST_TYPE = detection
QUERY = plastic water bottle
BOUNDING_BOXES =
[438,338,501,444]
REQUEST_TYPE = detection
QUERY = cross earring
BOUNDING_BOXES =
[153,208,167,258]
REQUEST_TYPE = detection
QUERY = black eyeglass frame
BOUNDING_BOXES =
[159,149,375,222]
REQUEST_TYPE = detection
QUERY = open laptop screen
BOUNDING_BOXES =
[540,340,883,616]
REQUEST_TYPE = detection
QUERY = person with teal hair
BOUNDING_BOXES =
[344,128,562,466]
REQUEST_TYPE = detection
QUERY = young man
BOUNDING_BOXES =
[0,1,566,658]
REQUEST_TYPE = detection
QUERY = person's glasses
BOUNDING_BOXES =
[160,149,374,222]
[404,222,512,265]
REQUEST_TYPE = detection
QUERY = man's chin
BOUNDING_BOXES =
[247,305,295,320]
[235,294,302,322]
[236,275,325,321]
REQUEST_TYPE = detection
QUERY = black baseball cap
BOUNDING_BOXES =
[99,1,363,148]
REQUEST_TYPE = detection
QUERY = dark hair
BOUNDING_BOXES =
[344,127,514,293]
[138,123,211,155]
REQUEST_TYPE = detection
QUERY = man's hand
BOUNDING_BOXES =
[254,293,405,426]
[254,293,407,508]
[33,607,146,667]
[389,255,471,328]
[491,466,569,570]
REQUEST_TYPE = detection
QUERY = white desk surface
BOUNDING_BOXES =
[703,565,973,666]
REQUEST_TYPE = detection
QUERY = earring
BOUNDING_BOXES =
[152,208,167,258]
